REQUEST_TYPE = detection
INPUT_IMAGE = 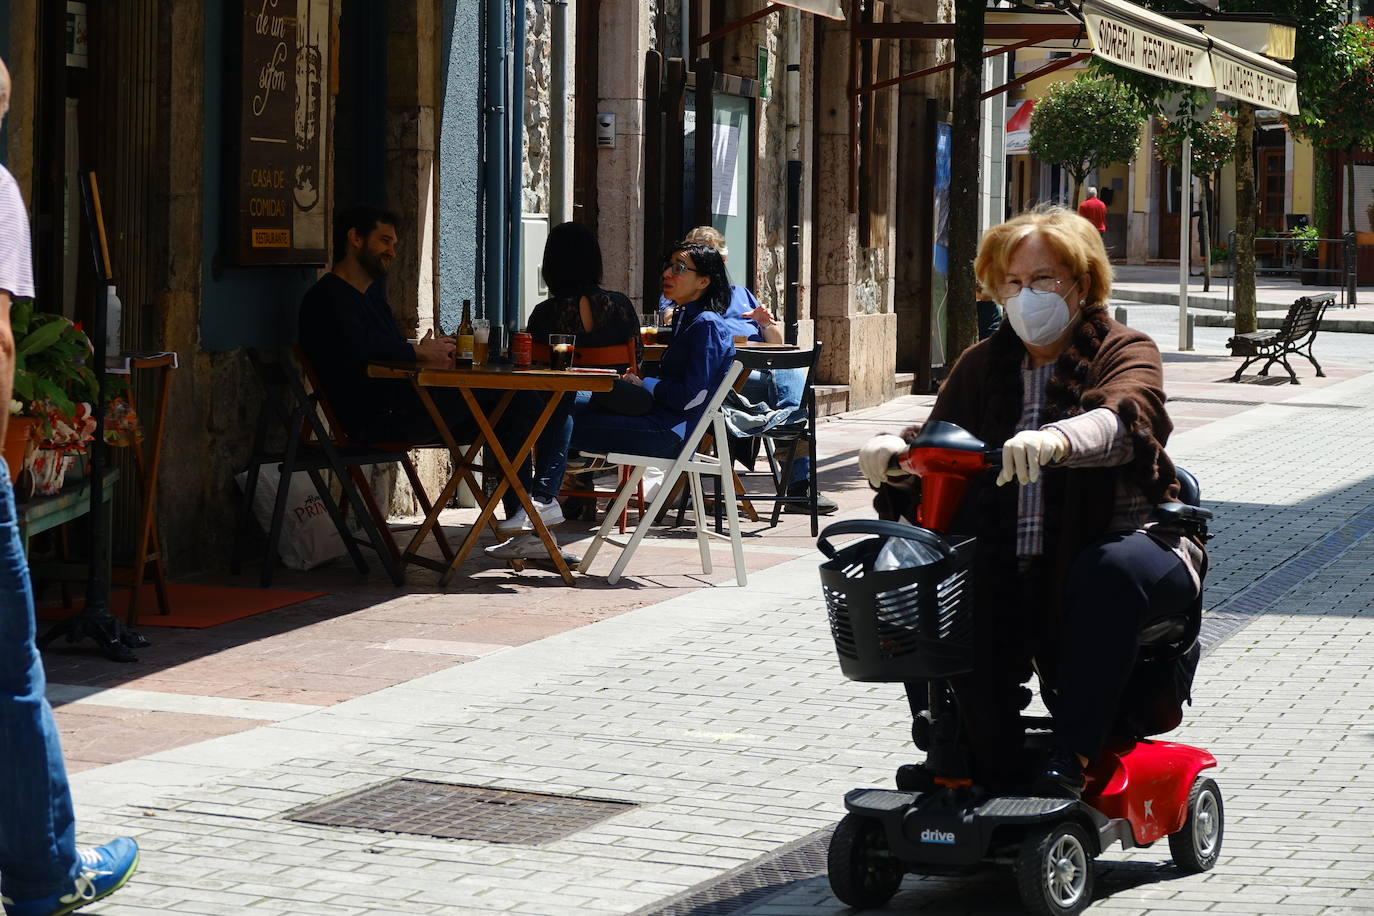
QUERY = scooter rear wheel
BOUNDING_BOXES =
[1014,821,1095,916]
[1169,777,1224,873]
[827,814,904,908]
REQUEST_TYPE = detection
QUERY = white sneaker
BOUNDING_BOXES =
[485,534,553,560]
[497,497,565,535]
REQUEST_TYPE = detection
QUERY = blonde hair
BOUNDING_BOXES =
[974,206,1113,308]
[684,225,727,260]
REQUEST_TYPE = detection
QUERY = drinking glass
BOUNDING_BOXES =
[472,319,491,366]
[549,333,576,371]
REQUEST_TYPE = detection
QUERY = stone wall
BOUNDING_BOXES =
[523,0,551,215]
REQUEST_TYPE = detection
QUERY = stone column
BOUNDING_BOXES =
[596,0,651,309]
[5,0,38,202]
[813,18,895,410]
[386,0,439,335]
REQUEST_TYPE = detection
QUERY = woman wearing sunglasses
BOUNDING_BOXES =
[485,241,736,561]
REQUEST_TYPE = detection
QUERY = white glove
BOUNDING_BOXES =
[996,428,1070,487]
[859,434,912,489]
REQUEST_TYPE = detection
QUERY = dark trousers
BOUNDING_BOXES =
[1051,530,1197,761]
[907,529,1196,782]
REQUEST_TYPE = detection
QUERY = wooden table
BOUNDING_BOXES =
[368,361,616,585]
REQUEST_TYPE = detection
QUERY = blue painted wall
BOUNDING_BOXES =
[438,0,483,331]
[199,0,318,352]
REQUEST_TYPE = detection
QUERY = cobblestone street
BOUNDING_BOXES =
[42,325,1374,915]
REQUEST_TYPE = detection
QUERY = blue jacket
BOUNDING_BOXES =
[661,286,764,341]
[642,300,736,439]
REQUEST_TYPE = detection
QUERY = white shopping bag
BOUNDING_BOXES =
[235,465,347,570]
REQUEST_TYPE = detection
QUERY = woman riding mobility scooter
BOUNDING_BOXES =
[817,421,1221,915]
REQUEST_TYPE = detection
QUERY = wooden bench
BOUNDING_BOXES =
[1226,293,1332,384]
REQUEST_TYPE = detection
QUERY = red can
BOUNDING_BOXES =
[512,332,533,368]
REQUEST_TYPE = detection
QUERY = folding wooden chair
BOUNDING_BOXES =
[293,347,455,568]
[232,349,406,586]
[578,358,748,586]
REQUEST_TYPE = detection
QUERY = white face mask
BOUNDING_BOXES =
[1004,287,1076,347]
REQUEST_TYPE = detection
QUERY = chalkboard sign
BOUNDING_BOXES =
[228,0,330,266]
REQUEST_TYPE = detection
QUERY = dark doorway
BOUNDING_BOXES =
[572,0,600,231]
[1256,147,1286,234]
[334,0,388,215]
[1156,155,1181,259]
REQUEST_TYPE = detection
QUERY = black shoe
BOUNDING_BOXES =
[1031,750,1086,799]
[782,483,838,515]
[895,763,937,793]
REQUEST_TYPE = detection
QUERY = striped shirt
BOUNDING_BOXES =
[1013,357,1203,597]
[1015,363,1141,557]
[0,165,35,299]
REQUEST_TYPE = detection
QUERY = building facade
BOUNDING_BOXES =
[2,0,1001,575]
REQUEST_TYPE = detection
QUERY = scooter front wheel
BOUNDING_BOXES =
[827,813,904,908]
[1015,820,1095,916]
[1169,777,1224,873]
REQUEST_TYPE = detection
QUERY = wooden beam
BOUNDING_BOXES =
[980,52,1088,100]
[697,2,784,46]
[858,34,1049,94]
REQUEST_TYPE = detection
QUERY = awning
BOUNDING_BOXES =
[1005,99,1035,154]
[1208,39,1298,113]
[1082,0,1214,87]
[1081,0,1297,113]
[772,0,844,19]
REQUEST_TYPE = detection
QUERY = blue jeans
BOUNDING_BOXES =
[740,367,809,485]
[531,391,683,502]
[0,464,79,900]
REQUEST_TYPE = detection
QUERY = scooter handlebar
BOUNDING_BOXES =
[886,446,1003,474]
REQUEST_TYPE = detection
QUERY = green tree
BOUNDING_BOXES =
[1155,111,1237,290]
[1283,19,1374,238]
[1218,0,1348,330]
[1028,76,1146,206]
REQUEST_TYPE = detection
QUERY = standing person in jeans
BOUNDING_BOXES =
[676,226,836,515]
[0,57,140,916]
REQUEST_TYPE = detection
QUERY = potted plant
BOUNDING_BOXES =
[8,299,100,496]
[1208,244,1231,278]
[1290,225,1322,285]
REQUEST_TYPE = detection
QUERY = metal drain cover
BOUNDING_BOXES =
[287,779,636,844]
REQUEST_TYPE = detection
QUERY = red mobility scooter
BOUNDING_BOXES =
[817,421,1221,915]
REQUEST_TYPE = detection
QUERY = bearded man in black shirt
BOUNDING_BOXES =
[299,204,534,523]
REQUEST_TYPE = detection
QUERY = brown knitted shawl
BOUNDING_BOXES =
[874,306,1180,635]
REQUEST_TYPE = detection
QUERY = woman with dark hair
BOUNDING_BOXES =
[527,222,641,362]
[487,240,737,560]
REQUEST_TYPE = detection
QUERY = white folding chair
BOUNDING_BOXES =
[579,359,748,586]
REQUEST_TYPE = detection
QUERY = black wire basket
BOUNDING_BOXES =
[817,520,976,683]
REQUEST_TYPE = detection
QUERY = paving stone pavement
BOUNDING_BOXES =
[62,364,1374,915]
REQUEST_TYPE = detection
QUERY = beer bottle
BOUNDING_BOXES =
[456,299,475,367]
